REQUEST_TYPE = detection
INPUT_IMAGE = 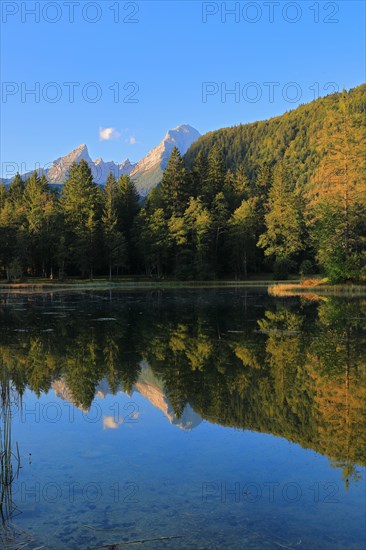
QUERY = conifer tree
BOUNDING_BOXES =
[116,175,140,233]
[229,197,259,277]
[62,160,102,278]
[23,172,48,275]
[307,91,366,281]
[258,161,303,276]
[8,173,25,204]
[234,165,251,201]
[202,144,225,204]
[184,197,212,278]
[138,208,169,278]
[211,192,230,275]
[103,173,127,280]
[189,150,207,198]
[160,147,188,216]
[116,175,140,272]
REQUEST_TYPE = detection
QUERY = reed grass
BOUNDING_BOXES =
[0,378,21,526]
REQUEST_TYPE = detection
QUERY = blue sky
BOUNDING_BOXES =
[1,0,365,177]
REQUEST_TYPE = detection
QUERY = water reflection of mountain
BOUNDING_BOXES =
[52,361,202,431]
[1,291,365,479]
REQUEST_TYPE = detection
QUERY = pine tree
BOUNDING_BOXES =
[145,185,163,212]
[160,147,189,216]
[22,172,48,275]
[0,221,17,280]
[42,184,61,279]
[254,162,273,231]
[202,144,225,204]
[103,173,126,280]
[116,175,140,272]
[223,169,236,208]
[167,214,190,278]
[116,175,140,233]
[211,192,230,275]
[234,165,251,201]
[8,173,25,204]
[258,161,303,276]
[255,162,273,194]
[184,197,212,278]
[138,208,168,278]
[189,150,207,198]
[229,197,259,277]
[62,160,102,278]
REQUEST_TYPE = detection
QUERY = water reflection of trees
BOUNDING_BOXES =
[0,293,365,481]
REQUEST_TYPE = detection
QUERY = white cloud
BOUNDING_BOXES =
[129,136,136,145]
[103,416,123,430]
[99,127,121,141]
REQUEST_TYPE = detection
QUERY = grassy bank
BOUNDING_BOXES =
[269,278,366,297]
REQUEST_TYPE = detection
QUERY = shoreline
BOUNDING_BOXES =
[268,282,366,297]
[0,278,365,295]
[0,280,276,294]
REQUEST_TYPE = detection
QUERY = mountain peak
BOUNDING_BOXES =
[120,158,133,167]
[72,143,88,153]
[130,124,201,195]
[62,143,91,162]
[9,125,200,191]
[172,123,197,132]
[164,124,200,141]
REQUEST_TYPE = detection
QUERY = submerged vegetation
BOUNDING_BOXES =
[0,85,365,283]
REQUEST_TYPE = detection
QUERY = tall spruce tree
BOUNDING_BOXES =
[116,175,140,272]
[189,150,207,198]
[62,160,102,278]
[258,160,303,276]
[23,172,48,275]
[229,197,259,277]
[160,147,189,216]
[202,144,226,205]
[103,173,126,280]
[8,173,25,204]
[142,208,169,278]
[211,192,230,275]
[184,197,212,278]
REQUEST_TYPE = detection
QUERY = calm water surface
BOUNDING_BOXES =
[0,288,365,549]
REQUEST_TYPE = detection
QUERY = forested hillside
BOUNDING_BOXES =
[185,84,366,187]
[0,85,365,282]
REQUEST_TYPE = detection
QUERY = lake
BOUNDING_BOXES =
[0,288,365,549]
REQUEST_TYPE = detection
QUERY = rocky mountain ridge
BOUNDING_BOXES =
[5,124,201,197]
